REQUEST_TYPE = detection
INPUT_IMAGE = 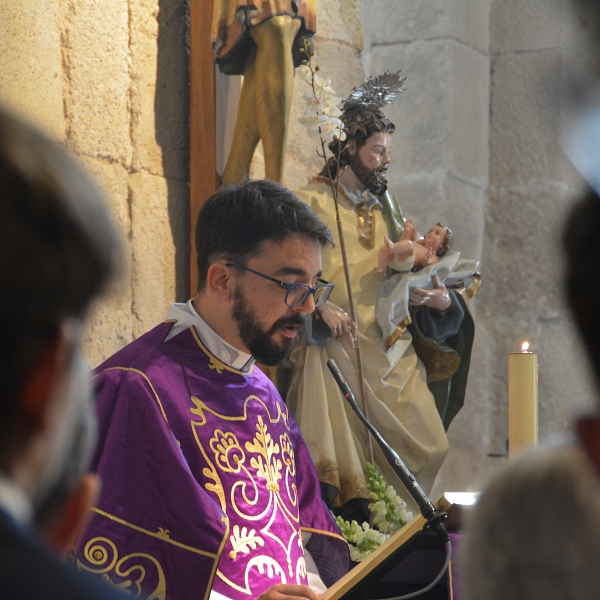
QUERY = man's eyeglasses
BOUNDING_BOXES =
[226,263,334,308]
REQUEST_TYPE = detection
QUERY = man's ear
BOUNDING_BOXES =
[577,415,600,475]
[19,333,70,432]
[206,263,235,301]
[347,139,357,156]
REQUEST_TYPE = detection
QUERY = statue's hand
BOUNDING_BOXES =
[409,274,451,312]
[317,300,357,347]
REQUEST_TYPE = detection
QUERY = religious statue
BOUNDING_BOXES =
[211,1,316,184]
[375,219,454,273]
[284,74,477,521]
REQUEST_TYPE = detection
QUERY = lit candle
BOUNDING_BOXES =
[508,341,538,459]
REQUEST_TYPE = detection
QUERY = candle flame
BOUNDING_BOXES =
[521,341,530,353]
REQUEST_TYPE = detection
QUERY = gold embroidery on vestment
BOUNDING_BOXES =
[229,525,265,560]
[78,536,167,600]
[191,396,304,594]
[89,508,218,558]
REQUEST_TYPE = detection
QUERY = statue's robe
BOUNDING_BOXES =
[212,0,317,75]
[286,180,473,515]
[75,321,348,600]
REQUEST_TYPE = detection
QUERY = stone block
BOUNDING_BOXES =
[0,0,65,139]
[452,43,489,185]
[443,176,486,260]
[479,184,573,322]
[61,0,132,165]
[82,288,134,367]
[129,172,181,337]
[537,320,596,435]
[317,0,364,49]
[130,0,189,180]
[371,39,489,183]
[77,156,135,365]
[385,176,448,230]
[363,0,490,53]
[371,39,453,176]
[77,156,132,239]
[491,0,564,53]
[490,49,563,186]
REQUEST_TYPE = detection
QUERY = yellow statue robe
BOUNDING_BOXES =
[286,180,449,508]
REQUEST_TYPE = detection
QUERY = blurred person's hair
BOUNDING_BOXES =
[0,108,120,447]
[564,189,600,385]
[460,446,600,600]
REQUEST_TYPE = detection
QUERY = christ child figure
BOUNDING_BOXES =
[375,219,454,273]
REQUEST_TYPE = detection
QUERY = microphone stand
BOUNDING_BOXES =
[327,359,449,543]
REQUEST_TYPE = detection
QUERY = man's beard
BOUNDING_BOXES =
[348,151,389,195]
[232,287,306,366]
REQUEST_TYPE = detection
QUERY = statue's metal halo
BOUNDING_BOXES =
[343,70,406,113]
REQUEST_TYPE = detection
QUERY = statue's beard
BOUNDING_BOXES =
[348,151,389,195]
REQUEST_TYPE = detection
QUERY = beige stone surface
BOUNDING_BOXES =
[371,39,488,183]
[491,0,564,53]
[370,39,453,176]
[363,0,490,52]
[130,0,189,180]
[0,0,65,138]
[490,48,563,186]
[317,0,364,48]
[129,171,180,338]
[61,0,132,164]
[443,176,486,259]
[452,42,489,185]
[479,184,572,321]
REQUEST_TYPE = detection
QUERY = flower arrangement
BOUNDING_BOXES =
[334,462,413,562]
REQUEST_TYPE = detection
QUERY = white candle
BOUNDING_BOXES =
[508,342,538,459]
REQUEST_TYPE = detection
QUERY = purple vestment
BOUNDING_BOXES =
[76,322,349,600]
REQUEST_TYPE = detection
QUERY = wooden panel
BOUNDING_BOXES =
[190,0,218,295]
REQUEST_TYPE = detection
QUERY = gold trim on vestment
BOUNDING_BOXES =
[89,508,219,558]
[190,326,255,376]
[315,458,340,489]
[315,458,370,506]
[95,367,170,424]
[384,316,413,351]
[299,526,347,544]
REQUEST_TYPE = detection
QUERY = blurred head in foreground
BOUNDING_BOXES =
[0,107,120,546]
[460,446,600,600]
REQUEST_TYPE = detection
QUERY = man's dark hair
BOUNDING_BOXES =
[564,189,600,384]
[0,108,120,433]
[195,180,333,291]
[320,108,396,180]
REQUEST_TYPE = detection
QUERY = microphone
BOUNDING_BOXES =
[327,359,449,542]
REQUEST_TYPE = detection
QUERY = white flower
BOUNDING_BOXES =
[319,117,346,143]
[295,64,311,81]
[313,74,337,96]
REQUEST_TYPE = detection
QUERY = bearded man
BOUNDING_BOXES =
[285,77,475,521]
[75,180,349,600]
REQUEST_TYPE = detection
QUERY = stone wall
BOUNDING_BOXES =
[0,0,190,366]
[0,0,364,369]
[362,0,598,496]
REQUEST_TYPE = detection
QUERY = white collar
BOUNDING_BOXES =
[164,300,255,372]
[0,475,33,527]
